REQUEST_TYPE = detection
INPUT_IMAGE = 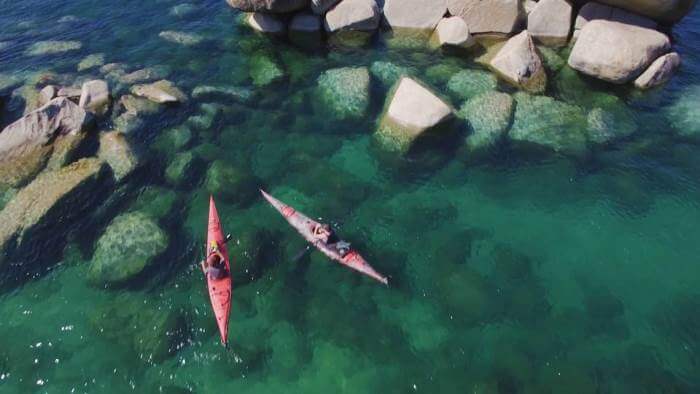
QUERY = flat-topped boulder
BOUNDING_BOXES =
[79,80,110,115]
[383,0,447,30]
[447,0,524,34]
[490,31,547,93]
[226,0,309,13]
[0,97,91,187]
[528,0,572,46]
[568,20,671,84]
[377,77,454,152]
[246,12,286,34]
[324,0,380,33]
[432,16,476,49]
[316,67,370,120]
[634,52,681,89]
[131,80,187,104]
[0,158,109,267]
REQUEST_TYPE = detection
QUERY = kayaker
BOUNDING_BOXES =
[313,224,351,257]
[201,242,227,280]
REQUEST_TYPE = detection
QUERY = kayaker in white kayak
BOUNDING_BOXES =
[201,241,228,280]
[312,223,351,257]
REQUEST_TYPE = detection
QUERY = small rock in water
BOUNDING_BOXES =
[315,66,370,120]
[490,31,547,93]
[98,131,139,181]
[119,66,170,84]
[77,53,106,72]
[25,40,82,56]
[57,15,80,24]
[249,52,285,87]
[88,212,168,284]
[447,69,498,101]
[634,52,681,90]
[79,80,111,115]
[159,30,204,46]
[170,3,198,17]
[131,80,187,104]
[432,16,476,49]
[191,85,254,102]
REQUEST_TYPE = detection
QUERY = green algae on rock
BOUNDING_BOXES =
[205,160,259,206]
[509,92,588,154]
[370,61,415,88]
[165,151,200,187]
[315,66,370,120]
[249,52,285,87]
[458,91,514,153]
[446,69,498,101]
[129,186,178,220]
[88,212,168,284]
[98,131,140,182]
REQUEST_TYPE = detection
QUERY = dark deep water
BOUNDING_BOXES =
[1,0,700,392]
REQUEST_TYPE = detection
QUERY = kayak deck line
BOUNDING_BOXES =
[260,189,389,285]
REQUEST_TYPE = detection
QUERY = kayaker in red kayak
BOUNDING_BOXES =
[312,223,351,257]
[201,241,228,280]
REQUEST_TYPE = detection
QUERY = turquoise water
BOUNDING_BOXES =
[1,1,700,392]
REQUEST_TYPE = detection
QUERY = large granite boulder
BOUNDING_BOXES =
[490,31,547,93]
[131,80,187,104]
[528,0,573,46]
[634,52,681,89]
[586,0,697,24]
[225,0,309,13]
[79,80,110,115]
[205,161,259,206]
[88,212,168,284]
[509,92,588,154]
[458,91,514,153]
[377,77,454,152]
[97,131,139,182]
[383,0,447,30]
[0,97,91,187]
[432,16,476,49]
[312,0,341,14]
[0,159,108,267]
[574,2,657,40]
[568,20,671,84]
[316,67,370,120]
[447,0,524,34]
[324,0,380,33]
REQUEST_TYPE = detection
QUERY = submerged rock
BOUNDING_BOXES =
[324,0,380,33]
[131,80,187,104]
[447,0,523,34]
[377,77,454,152]
[25,40,82,56]
[432,16,476,49]
[568,20,670,84]
[165,151,199,186]
[490,31,547,93]
[119,66,170,85]
[316,67,370,120]
[666,85,700,138]
[226,0,309,13]
[205,161,259,205]
[159,30,204,46]
[79,80,111,115]
[587,104,637,144]
[246,13,286,34]
[249,53,285,87]
[0,97,90,187]
[98,131,139,182]
[77,53,106,72]
[458,91,514,153]
[130,186,178,220]
[152,126,193,153]
[170,3,198,17]
[0,159,108,267]
[527,0,573,47]
[509,92,588,154]
[119,94,161,115]
[370,61,415,87]
[383,0,447,30]
[634,52,681,90]
[423,61,462,86]
[192,85,254,102]
[446,69,498,101]
[89,212,168,284]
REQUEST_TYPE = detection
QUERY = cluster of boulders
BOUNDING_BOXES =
[0,66,192,274]
[227,0,690,91]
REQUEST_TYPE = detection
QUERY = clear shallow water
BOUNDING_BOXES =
[1,1,700,393]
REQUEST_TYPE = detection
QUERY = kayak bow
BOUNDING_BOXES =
[205,196,232,345]
[260,189,388,285]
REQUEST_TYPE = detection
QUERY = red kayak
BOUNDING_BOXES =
[204,196,232,345]
[261,189,388,285]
